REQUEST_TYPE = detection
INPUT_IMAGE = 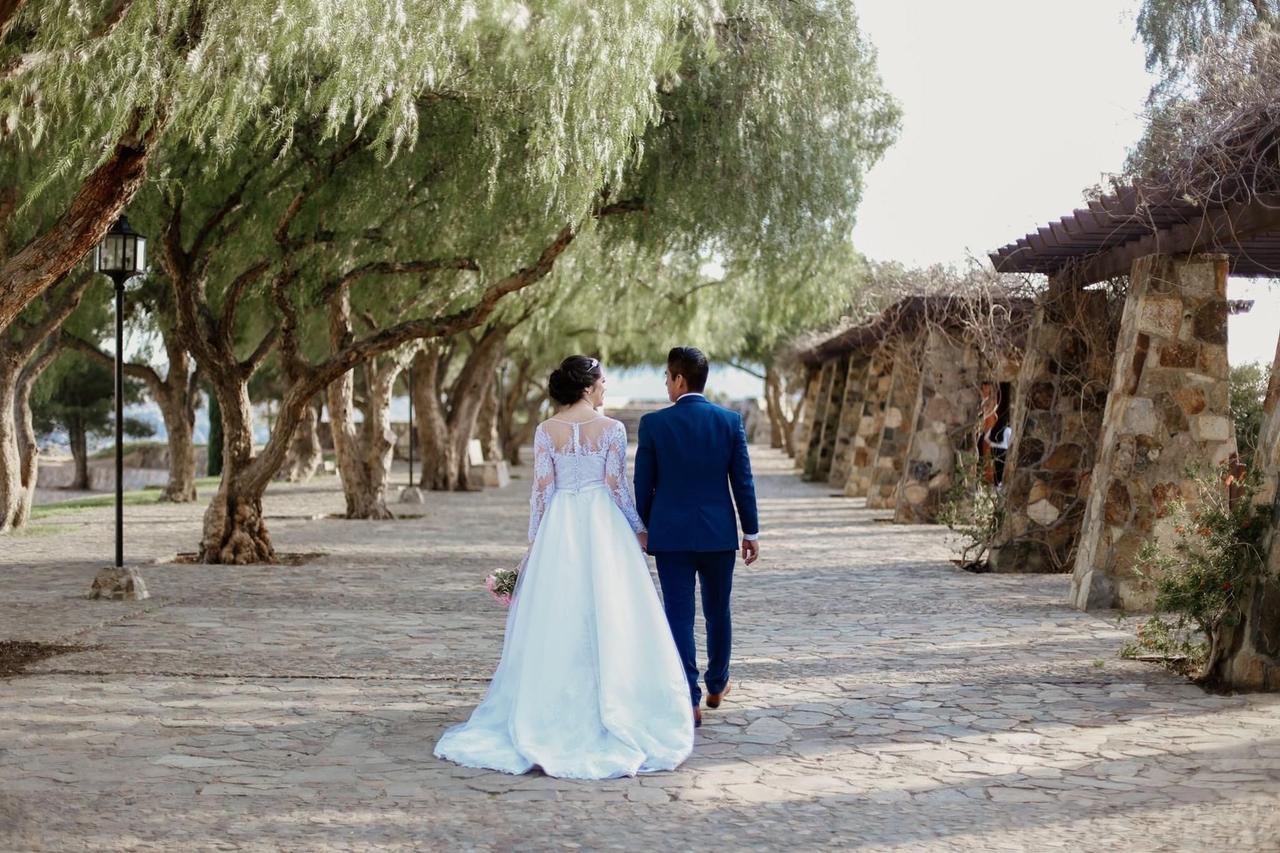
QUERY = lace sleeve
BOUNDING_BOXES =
[604,420,645,534]
[529,424,556,542]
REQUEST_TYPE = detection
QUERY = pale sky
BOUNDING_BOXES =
[850,0,1279,369]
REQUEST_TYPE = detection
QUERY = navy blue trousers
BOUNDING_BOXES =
[654,550,735,706]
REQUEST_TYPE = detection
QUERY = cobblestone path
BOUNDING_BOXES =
[2,447,1279,851]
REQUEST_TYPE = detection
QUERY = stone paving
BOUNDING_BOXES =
[2,447,1279,851]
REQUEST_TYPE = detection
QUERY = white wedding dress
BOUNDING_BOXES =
[434,416,694,779]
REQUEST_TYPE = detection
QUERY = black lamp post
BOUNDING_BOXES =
[407,366,415,486]
[89,216,149,600]
[400,365,423,504]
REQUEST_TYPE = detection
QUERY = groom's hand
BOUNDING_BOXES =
[637,531,649,554]
[742,538,759,566]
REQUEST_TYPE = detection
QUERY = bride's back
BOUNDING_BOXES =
[534,415,627,493]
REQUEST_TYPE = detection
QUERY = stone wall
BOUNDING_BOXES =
[792,366,822,469]
[843,348,894,498]
[828,356,871,488]
[866,341,924,510]
[805,355,850,482]
[989,286,1117,573]
[893,328,984,524]
[1071,254,1235,612]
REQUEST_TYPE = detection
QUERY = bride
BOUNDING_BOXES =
[434,355,694,779]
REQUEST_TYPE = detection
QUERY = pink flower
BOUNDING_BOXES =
[485,567,518,607]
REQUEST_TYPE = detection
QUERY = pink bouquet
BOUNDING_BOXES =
[485,567,519,607]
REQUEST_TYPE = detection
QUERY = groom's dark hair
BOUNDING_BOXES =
[667,346,709,393]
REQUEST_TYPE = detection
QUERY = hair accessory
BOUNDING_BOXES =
[588,358,599,369]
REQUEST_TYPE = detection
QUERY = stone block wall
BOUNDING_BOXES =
[866,342,924,510]
[989,287,1117,573]
[1071,254,1235,611]
[844,348,894,498]
[806,355,851,482]
[802,361,836,478]
[829,356,871,488]
[893,328,984,524]
[793,365,823,470]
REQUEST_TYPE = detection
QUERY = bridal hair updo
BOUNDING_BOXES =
[548,355,603,406]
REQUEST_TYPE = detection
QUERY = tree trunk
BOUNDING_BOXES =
[414,329,509,491]
[765,366,797,456]
[412,345,458,491]
[504,397,543,467]
[279,396,322,483]
[324,286,419,518]
[69,417,89,490]
[199,377,275,564]
[207,388,223,476]
[155,388,197,501]
[0,365,20,530]
[478,375,502,462]
[764,366,786,451]
[11,340,60,526]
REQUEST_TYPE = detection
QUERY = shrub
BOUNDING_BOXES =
[938,451,1004,570]
[1124,464,1270,680]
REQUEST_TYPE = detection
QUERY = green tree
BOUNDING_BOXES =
[1137,0,1276,81]
[1231,361,1269,465]
[32,351,153,490]
[0,270,93,529]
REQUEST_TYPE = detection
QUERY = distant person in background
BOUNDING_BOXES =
[986,416,1012,488]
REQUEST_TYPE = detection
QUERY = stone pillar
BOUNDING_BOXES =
[1071,254,1235,611]
[792,366,822,470]
[805,355,850,482]
[866,342,923,510]
[894,328,983,524]
[829,356,871,488]
[843,347,894,498]
[989,286,1116,573]
[802,361,836,477]
[1209,336,1280,690]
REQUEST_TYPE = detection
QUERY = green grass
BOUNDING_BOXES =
[31,475,224,519]
[89,440,169,460]
[10,522,71,537]
[31,491,163,518]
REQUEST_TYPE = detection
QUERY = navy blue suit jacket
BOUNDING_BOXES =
[634,395,759,553]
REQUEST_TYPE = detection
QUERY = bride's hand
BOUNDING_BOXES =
[637,531,648,554]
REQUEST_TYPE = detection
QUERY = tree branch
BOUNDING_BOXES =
[239,327,279,376]
[220,259,271,335]
[272,135,363,246]
[17,333,61,400]
[318,257,480,303]
[62,331,164,394]
[13,269,94,355]
[0,0,29,43]
[0,0,135,82]
[0,108,162,333]
[270,269,310,382]
[727,360,766,380]
[191,159,270,264]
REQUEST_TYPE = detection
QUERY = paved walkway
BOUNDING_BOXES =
[2,447,1279,851]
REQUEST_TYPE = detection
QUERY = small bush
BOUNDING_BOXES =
[1123,464,1269,680]
[938,451,1004,569]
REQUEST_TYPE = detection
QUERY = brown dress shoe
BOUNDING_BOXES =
[706,682,731,709]
[693,706,702,728]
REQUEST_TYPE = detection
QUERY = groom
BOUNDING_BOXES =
[634,346,759,728]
